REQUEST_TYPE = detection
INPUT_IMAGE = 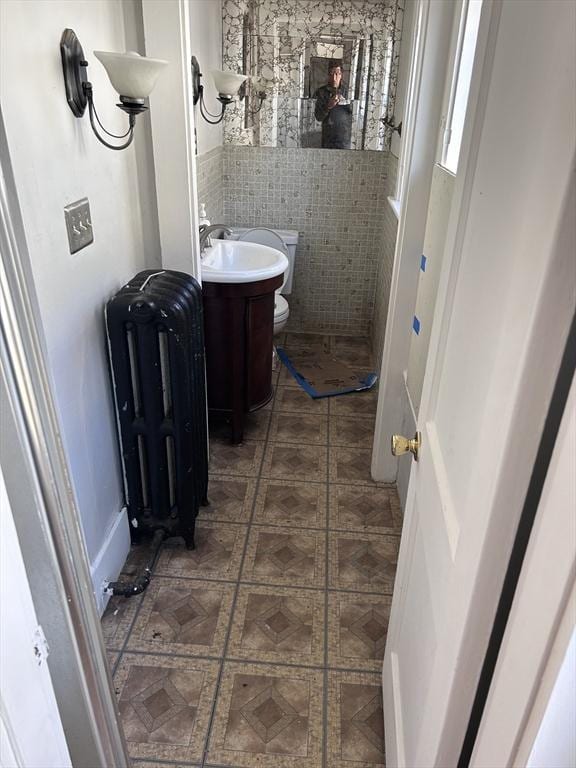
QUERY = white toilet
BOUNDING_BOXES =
[228,227,298,335]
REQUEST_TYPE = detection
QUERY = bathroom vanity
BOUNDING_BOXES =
[203,274,282,443]
[200,238,288,443]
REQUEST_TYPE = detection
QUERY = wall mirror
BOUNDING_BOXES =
[222,0,403,151]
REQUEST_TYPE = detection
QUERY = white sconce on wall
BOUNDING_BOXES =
[60,29,167,150]
[190,56,248,125]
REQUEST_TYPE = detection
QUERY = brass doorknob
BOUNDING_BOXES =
[391,431,421,461]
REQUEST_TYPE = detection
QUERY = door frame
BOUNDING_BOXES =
[380,0,576,763]
[141,0,202,279]
[470,323,576,767]
[371,0,456,484]
[0,109,129,768]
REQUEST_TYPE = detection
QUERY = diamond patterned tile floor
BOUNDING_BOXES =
[104,335,400,767]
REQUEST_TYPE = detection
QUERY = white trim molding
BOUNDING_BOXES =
[142,0,201,278]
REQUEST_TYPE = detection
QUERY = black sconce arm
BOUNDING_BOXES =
[381,116,402,137]
[84,84,136,151]
[196,84,230,125]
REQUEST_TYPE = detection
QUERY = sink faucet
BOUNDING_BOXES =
[199,224,233,254]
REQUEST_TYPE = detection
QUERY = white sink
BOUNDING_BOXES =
[201,239,288,284]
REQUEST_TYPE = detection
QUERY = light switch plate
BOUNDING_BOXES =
[64,197,94,254]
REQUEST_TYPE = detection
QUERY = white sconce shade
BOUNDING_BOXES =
[210,69,248,98]
[93,50,168,99]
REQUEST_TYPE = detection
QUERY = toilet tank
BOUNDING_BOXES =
[226,227,298,295]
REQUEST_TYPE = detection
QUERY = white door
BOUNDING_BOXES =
[382,1,576,766]
[0,466,72,768]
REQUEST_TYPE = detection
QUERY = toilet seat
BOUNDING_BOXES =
[238,228,289,257]
[237,229,290,335]
[274,293,289,320]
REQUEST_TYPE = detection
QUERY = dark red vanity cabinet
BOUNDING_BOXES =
[202,274,282,443]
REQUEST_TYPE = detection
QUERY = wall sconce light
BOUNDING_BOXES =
[191,56,248,125]
[60,29,167,151]
[381,117,402,137]
[247,77,268,115]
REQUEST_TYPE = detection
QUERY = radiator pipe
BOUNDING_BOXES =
[104,528,166,598]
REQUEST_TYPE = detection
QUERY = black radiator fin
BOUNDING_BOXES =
[105,269,208,548]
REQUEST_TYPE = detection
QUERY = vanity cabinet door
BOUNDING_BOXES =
[245,292,275,411]
[202,274,282,442]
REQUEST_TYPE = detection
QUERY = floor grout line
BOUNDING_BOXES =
[109,542,164,677]
[199,380,277,768]
[107,338,393,767]
[210,471,394,488]
[142,569,397,596]
[197,517,402,537]
[108,643,386,675]
[322,389,331,768]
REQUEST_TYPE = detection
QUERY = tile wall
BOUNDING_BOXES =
[223,147,390,335]
[196,145,225,225]
[196,146,397,340]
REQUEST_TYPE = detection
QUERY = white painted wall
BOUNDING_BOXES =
[189,0,224,156]
[528,627,576,768]
[143,0,202,277]
[0,0,159,595]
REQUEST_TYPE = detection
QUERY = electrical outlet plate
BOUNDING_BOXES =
[64,197,94,254]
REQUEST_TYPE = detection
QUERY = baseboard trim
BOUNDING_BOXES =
[89,508,130,616]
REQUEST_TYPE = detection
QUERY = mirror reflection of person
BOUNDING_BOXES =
[314,61,352,149]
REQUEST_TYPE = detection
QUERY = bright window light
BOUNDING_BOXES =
[441,0,482,174]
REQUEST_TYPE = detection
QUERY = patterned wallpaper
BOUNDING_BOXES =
[222,0,403,151]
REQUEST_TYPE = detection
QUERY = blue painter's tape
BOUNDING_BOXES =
[413,315,421,335]
[421,254,427,272]
[276,348,378,399]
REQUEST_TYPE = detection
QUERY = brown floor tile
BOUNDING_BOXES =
[328,592,392,672]
[131,762,199,768]
[331,389,379,417]
[333,349,374,369]
[331,338,374,370]
[327,670,385,767]
[199,476,256,524]
[330,415,375,448]
[331,336,373,355]
[330,485,402,535]
[108,650,120,669]
[262,443,327,482]
[283,332,331,353]
[242,526,325,588]
[209,439,264,477]
[155,521,247,581]
[121,543,154,577]
[207,661,324,767]
[210,408,272,442]
[115,653,219,763]
[269,413,328,445]
[277,364,301,387]
[126,578,234,658]
[274,385,328,413]
[227,584,325,666]
[330,447,384,486]
[253,479,326,529]
[101,594,142,650]
[329,532,399,594]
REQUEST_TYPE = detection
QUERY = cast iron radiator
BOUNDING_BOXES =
[105,269,208,550]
